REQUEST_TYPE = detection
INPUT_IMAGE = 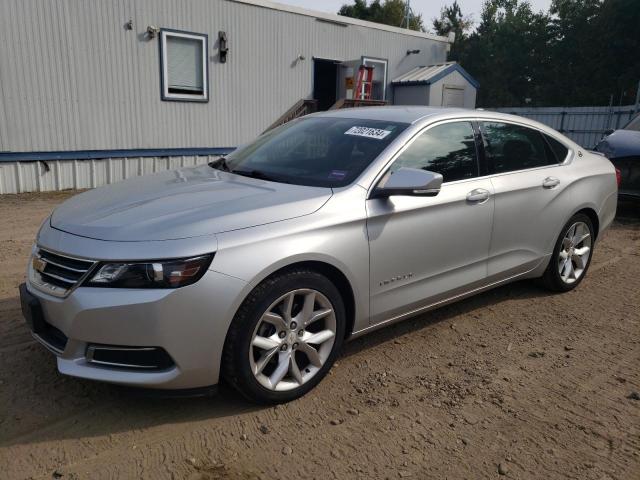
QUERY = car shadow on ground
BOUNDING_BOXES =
[341,278,555,360]
[0,276,556,448]
[615,199,640,225]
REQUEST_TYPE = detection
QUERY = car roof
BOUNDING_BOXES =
[311,106,539,125]
[311,106,463,124]
[309,106,580,149]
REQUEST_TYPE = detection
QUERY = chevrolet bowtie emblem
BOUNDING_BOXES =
[32,256,47,273]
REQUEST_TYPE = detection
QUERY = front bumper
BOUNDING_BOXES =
[23,267,247,389]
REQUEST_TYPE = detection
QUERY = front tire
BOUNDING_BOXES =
[222,268,345,404]
[540,213,595,292]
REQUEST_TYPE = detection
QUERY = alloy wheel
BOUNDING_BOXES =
[557,221,592,284]
[249,289,337,391]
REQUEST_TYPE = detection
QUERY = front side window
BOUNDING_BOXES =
[160,30,208,102]
[220,117,408,187]
[481,122,558,173]
[389,121,479,182]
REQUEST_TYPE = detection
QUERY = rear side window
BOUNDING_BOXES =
[544,134,569,162]
[481,122,558,174]
[390,121,479,182]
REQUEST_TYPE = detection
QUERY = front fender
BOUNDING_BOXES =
[210,187,371,333]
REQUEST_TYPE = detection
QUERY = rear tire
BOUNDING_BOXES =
[540,213,595,292]
[222,268,345,404]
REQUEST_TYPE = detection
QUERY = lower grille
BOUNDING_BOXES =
[86,345,175,370]
[35,320,69,353]
[30,248,96,297]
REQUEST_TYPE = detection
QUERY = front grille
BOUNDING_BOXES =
[30,248,96,297]
[86,345,175,370]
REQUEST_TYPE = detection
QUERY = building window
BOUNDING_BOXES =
[160,29,208,102]
[362,57,388,101]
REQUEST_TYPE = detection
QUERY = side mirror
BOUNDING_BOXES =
[371,167,443,199]
[603,129,614,136]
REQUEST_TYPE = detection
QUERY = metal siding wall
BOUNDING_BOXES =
[0,155,217,194]
[491,105,637,148]
[0,0,448,154]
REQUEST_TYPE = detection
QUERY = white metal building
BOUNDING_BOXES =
[0,0,455,194]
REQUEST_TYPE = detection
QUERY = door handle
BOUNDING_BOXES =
[466,188,490,203]
[542,177,560,189]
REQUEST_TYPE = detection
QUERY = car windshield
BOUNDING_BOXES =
[624,114,640,132]
[217,117,409,187]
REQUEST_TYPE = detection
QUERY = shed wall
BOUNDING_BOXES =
[393,70,476,108]
[393,85,429,106]
[429,71,476,108]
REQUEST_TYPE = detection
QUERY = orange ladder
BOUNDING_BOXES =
[354,65,374,100]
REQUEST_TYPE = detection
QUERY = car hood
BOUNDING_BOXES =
[596,129,640,158]
[50,165,332,241]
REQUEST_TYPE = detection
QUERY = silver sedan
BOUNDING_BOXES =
[20,107,618,403]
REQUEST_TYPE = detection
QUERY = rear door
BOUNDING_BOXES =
[367,120,494,325]
[479,121,571,278]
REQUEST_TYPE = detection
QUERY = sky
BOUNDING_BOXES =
[276,0,553,29]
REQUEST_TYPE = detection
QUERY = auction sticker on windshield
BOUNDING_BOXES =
[345,126,392,140]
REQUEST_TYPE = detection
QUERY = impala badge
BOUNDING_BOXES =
[380,272,413,287]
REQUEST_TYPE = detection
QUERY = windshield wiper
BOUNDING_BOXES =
[231,169,290,184]
[208,156,231,172]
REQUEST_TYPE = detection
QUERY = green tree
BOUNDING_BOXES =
[341,0,640,107]
[547,0,640,106]
[432,1,474,60]
[339,0,425,31]
[545,0,605,105]
[459,0,553,107]
[597,0,640,107]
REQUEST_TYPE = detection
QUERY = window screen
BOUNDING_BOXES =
[390,122,479,182]
[161,30,207,101]
[481,122,557,173]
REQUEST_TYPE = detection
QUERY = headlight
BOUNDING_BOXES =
[84,254,214,289]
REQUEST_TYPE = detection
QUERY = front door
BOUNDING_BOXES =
[367,120,494,325]
[313,59,338,111]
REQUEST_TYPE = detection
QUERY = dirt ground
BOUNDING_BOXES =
[0,192,638,480]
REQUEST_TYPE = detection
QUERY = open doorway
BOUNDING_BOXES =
[361,57,388,101]
[313,59,339,111]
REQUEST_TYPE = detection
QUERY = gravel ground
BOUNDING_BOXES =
[0,192,638,480]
